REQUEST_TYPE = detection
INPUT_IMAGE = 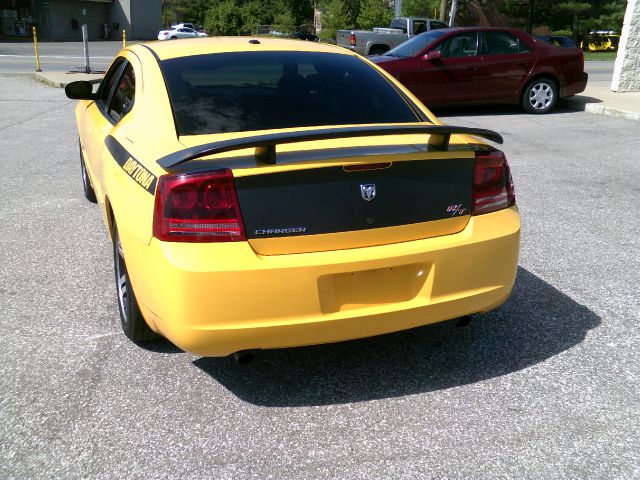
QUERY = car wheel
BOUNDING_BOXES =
[369,47,388,56]
[113,223,158,342]
[169,36,177,40]
[79,140,97,203]
[522,78,558,114]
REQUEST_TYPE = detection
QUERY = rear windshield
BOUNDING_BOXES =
[161,51,420,136]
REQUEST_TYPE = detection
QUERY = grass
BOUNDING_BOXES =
[583,51,617,61]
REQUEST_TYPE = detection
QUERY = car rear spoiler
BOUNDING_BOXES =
[157,124,503,170]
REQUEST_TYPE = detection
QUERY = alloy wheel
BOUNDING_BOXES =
[528,82,554,111]
[115,233,129,321]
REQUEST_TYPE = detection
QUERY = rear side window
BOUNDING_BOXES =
[161,51,420,136]
[390,18,407,33]
[484,32,530,54]
[430,21,447,30]
[107,63,135,122]
[97,57,125,105]
[438,32,479,58]
[413,21,426,35]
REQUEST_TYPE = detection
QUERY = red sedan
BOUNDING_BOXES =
[370,27,588,114]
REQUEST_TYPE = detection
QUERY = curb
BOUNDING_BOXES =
[0,71,35,78]
[584,103,640,121]
[0,71,103,87]
[34,71,103,88]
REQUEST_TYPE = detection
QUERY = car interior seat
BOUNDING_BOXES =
[449,37,470,57]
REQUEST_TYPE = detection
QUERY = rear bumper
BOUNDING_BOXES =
[126,206,520,356]
[561,71,588,97]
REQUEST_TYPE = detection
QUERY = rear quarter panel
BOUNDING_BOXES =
[530,42,585,94]
[99,47,180,246]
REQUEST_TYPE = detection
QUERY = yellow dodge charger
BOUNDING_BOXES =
[66,37,520,358]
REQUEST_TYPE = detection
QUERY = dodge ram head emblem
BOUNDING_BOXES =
[360,184,376,202]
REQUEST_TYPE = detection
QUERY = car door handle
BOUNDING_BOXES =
[518,62,529,67]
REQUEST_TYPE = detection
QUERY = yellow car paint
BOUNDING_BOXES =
[74,37,521,357]
[123,206,519,356]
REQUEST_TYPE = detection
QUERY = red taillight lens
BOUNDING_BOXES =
[350,32,356,46]
[153,169,246,242]
[579,49,584,71]
[472,150,516,215]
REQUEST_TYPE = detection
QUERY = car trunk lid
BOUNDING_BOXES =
[234,153,473,255]
[169,125,499,255]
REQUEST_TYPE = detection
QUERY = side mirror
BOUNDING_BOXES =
[423,50,442,61]
[65,81,95,100]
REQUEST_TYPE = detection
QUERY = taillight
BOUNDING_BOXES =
[153,169,246,242]
[350,32,356,46]
[472,150,516,215]
[579,48,584,71]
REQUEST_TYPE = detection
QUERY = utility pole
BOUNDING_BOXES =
[448,0,458,27]
[394,0,402,17]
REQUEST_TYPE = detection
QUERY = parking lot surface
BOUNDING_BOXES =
[0,77,638,479]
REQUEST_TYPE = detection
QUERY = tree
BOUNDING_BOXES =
[205,0,246,35]
[163,0,210,27]
[356,0,393,30]
[318,0,359,41]
[554,2,592,43]
[581,0,626,32]
[439,0,447,21]
[402,0,441,18]
[501,0,626,35]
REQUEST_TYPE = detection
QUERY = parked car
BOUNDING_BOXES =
[581,30,619,51]
[337,17,448,56]
[370,27,588,114]
[171,23,196,31]
[64,38,520,358]
[292,30,319,42]
[157,27,207,40]
[536,35,575,48]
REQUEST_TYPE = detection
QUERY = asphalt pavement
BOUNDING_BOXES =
[0,76,638,479]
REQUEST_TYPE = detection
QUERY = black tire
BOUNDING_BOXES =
[113,223,158,343]
[369,46,389,56]
[79,140,97,203]
[522,78,558,114]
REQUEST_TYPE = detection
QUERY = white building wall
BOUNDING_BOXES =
[612,0,640,92]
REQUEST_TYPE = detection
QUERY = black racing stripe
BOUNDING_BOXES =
[375,69,429,122]
[138,44,181,139]
[105,134,130,167]
[139,43,161,62]
[235,158,474,238]
[105,135,157,194]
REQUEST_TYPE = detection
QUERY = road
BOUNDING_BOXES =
[585,60,616,86]
[0,40,617,82]
[0,41,129,73]
[0,76,638,479]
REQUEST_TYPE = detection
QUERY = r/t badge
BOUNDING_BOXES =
[447,204,467,216]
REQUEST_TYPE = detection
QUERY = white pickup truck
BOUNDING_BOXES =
[337,17,448,56]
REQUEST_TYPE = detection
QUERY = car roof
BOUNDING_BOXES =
[134,37,350,61]
[442,26,528,34]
